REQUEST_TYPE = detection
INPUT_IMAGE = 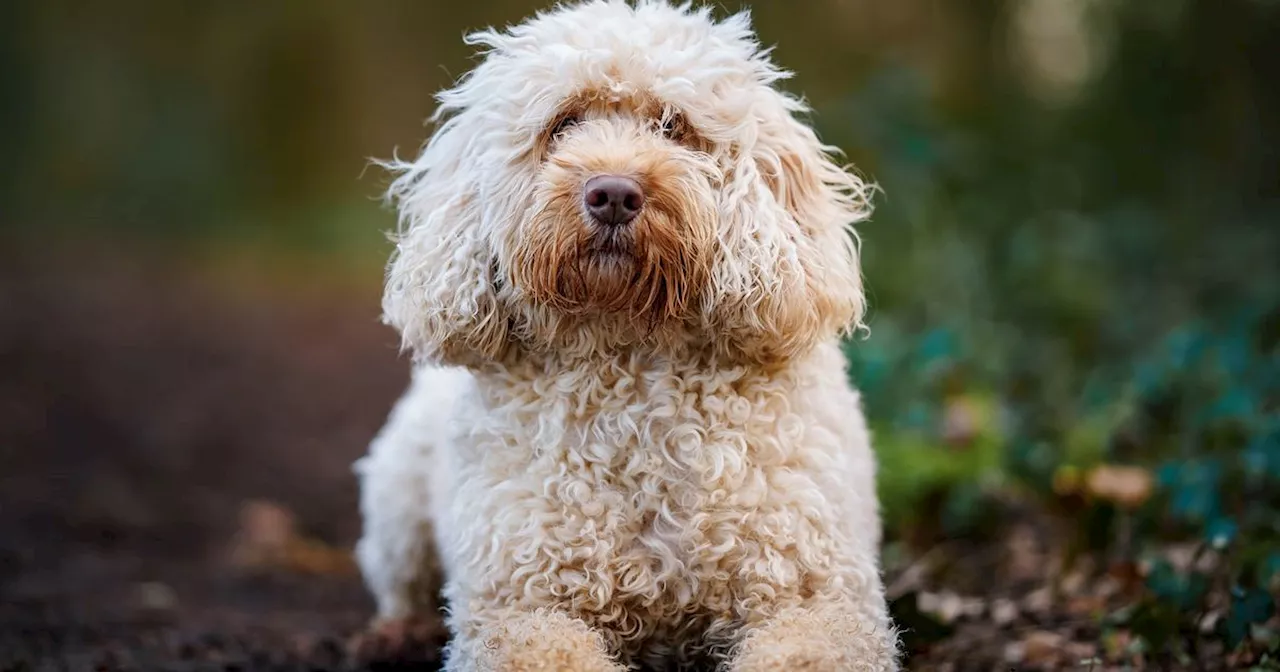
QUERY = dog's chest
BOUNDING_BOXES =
[515,415,748,595]
[469,375,833,642]
[465,360,844,655]
[516,435,758,645]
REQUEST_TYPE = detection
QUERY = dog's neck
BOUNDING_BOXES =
[472,308,819,376]
[462,338,841,400]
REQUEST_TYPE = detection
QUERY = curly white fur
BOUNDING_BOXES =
[354,1,899,669]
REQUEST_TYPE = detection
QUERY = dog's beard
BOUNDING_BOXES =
[511,169,715,325]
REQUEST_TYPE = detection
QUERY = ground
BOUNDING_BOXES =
[0,244,1251,671]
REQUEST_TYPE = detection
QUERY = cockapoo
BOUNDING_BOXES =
[355,1,900,669]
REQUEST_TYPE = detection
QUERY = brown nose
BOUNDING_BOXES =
[584,175,644,227]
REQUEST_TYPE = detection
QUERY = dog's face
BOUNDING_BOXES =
[382,1,873,366]
[514,86,719,329]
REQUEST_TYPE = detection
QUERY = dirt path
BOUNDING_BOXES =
[0,245,450,670]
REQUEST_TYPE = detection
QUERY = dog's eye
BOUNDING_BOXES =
[551,114,581,138]
[659,112,690,142]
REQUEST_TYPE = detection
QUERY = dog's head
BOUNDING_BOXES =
[381,0,873,367]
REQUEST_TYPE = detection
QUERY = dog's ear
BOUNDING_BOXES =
[760,102,870,334]
[380,112,509,367]
[711,92,871,364]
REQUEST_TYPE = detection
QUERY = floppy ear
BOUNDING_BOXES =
[711,92,871,364]
[760,100,870,334]
[380,110,508,367]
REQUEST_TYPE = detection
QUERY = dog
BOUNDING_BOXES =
[354,1,899,669]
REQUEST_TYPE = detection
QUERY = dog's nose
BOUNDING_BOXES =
[584,175,644,227]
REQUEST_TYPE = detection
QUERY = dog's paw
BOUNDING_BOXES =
[731,648,856,672]
[448,610,628,672]
[347,614,446,665]
[728,609,900,672]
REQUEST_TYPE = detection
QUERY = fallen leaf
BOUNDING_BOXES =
[1061,570,1087,595]
[1105,561,1146,597]
[918,590,984,624]
[1021,630,1066,666]
[990,598,1019,627]
[1004,640,1027,664]
[229,500,295,566]
[940,397,982,448]
[1066,594,1107,617]
[1199,608,1224,634]
[1085,464,1153,509]
[136,581,177,611]
[1023,586,1053,614]
[1065,639,1099,662]
[228,499,357,576]
[1006,524,1045,584]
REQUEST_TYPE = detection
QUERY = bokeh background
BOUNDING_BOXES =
[2,1,1278,669]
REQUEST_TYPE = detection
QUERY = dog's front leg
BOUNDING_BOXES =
[353,380,446,628]
[443,607,627,672]
[725,602,900,672]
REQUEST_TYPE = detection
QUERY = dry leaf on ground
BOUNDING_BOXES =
[228,499,357,576]
[1085,465,1153,509]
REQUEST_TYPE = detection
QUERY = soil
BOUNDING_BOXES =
[0,243,442,671]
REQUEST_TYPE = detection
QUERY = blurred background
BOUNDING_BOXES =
[2,0,1278,669]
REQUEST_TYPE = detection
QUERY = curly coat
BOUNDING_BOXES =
[354,2,900,669]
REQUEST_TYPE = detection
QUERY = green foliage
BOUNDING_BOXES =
[837,0,1280,660]
[1226,587,1277,650]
